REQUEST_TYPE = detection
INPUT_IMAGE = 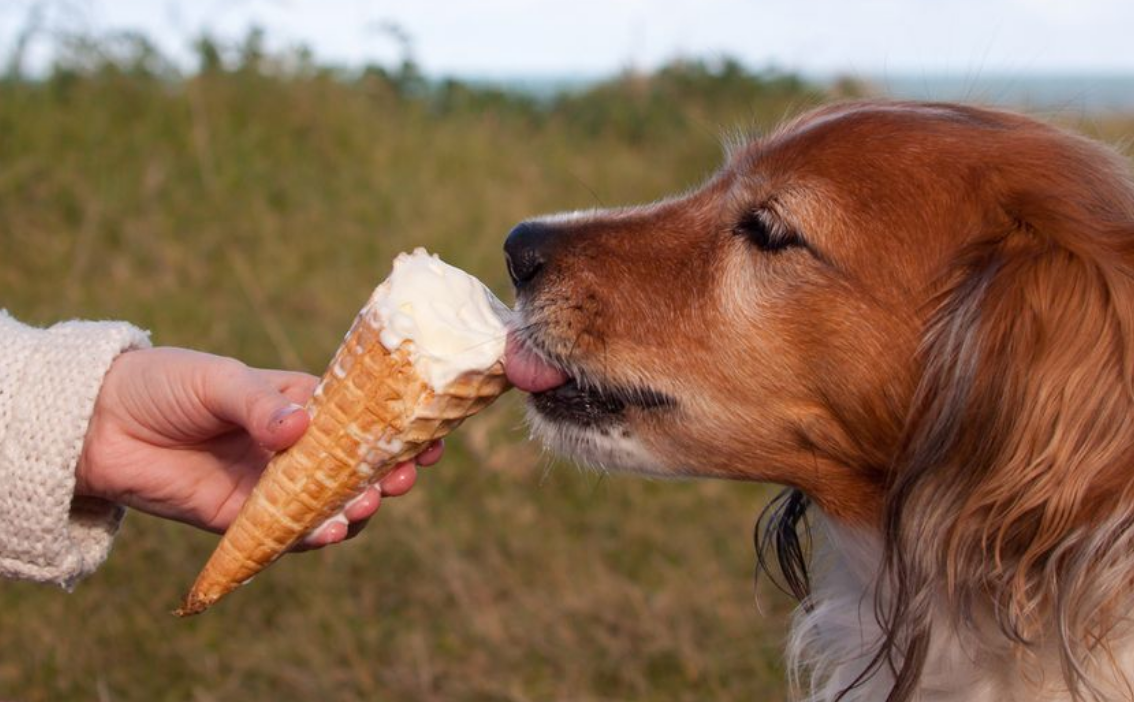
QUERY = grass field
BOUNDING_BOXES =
[1,38,1131,702]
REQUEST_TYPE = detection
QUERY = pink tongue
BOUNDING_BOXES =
[504,333,569,393]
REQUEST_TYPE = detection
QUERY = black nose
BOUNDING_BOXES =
[504,221,557,288]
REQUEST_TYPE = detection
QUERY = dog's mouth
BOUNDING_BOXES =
[504,332,675,428]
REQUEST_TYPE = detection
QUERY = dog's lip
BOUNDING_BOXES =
[504,333,570,393]
[504,331,676,413]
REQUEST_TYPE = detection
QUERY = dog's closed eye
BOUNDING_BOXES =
[733,209,805,253]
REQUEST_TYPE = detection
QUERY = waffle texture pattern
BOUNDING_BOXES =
[177,310,508,615]
[0,310,150,588]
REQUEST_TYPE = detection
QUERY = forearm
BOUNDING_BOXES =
[0,310,150,588]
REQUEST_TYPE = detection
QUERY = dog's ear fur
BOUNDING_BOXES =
[877,156,1134,701]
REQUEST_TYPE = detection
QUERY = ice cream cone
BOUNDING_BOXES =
[176,251,510,616]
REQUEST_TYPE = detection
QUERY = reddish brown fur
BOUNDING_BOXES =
[515,100,1134,699]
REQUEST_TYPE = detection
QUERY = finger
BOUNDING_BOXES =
[343,487,382,521]
[262,403,309,451]
[416,440,445,467]
[299,518,348,550]
[294,488,378,550]
[260,369,320,406]
[378,462,417,497]
[201,362,310,451]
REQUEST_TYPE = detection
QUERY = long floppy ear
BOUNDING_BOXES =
[876,202,1134,700]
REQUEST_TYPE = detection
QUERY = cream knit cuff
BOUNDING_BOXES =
[0,311,151,589]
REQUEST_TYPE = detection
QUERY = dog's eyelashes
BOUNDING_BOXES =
[733,210,804,253]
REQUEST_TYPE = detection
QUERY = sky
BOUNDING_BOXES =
[1,0,1133,78]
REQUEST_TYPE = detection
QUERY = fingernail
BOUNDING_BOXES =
[270,403,305,429]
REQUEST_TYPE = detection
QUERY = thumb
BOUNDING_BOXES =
[203,361,311,451]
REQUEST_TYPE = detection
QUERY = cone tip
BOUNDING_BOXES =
[173,593,213,617]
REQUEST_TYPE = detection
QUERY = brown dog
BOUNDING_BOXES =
[503,101,1134,702]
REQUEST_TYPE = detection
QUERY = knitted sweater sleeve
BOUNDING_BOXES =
[0,310,151,589]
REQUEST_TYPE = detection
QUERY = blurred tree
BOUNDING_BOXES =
[237,26,266,75]
[194,34,225,75]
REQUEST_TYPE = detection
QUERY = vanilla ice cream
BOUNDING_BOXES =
[362,248,509,390]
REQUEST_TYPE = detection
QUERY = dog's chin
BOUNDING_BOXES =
[505,329,677,475]
[526,408,670,475]
[524,377,676,476]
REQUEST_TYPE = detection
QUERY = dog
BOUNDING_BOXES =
[501,100,1134,701]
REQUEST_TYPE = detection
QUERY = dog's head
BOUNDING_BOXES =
[504,101,1134,698]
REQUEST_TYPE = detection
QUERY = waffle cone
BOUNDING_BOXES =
[176,305,509,616]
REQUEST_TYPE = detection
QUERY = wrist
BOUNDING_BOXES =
[74,437,99,499]
[74,351,131,502]
[75,404,110,501]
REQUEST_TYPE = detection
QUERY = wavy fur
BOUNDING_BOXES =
[511,100,1134,700]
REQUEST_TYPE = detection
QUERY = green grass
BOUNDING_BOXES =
[1,44,1131,702]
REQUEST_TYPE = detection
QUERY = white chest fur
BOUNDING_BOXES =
[790,516,1134,702]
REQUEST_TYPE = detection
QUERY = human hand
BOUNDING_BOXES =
[75,347,443,548]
